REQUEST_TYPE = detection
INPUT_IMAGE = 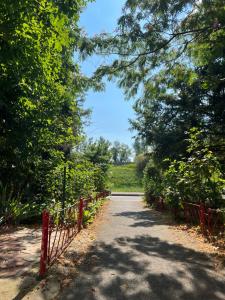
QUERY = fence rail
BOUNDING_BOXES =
[183,202,225,236]
[150,197,224,238]
[39,190,110,277]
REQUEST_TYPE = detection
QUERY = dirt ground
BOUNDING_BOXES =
[0,226,42,299]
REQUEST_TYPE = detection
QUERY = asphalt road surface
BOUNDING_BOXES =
[59,195,225,300]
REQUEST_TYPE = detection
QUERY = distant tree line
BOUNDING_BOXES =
[111,141,132,165]
[80,138,132,166]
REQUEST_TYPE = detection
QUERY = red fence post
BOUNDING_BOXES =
[39,210,50,277]
[207,208,212,235]
[78,197,84,232]
[199,203,206,235]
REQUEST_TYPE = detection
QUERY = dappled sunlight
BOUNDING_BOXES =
[59,196,225,300]
[60,235,225,300]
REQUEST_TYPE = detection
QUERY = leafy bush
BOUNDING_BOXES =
[143,129,225,209]
[0,183,43,225]
[143,160,163,202]
[93,167,107,192]
[45,157,108,206]
[83,198,105,226]
[163,129,225,208]
[0,155,108,225]
[162,160,187,209]
[72,160,95,199]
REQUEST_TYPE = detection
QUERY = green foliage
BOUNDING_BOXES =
[111,141,132,165]
[135,153,149,178]
[73,159,106,197]
[143,129,225,209]
[0,0,111,225]
[163,129,225,208]
[93,167,107,193]
[45,156,107,205]
[83,198,105,225]
[143,160,163,201]
[0,183,43,224]
[0,0,95,213]
[80,137,112,173]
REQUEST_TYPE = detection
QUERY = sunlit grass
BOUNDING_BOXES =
[107,163,143,192]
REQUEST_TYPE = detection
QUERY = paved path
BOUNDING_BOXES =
[60,195,225,300]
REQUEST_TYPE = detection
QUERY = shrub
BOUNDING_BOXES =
[83,198,105,226]
[135,154,149,178]
[0,183,43,225]
[163,129,225,208]
[143,160,163,202]
[93,166,107,192]
[45,157,108,207]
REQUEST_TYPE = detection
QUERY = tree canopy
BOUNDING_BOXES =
[80,0,225,161]
[79,0,225,208]
[0,0,101,218]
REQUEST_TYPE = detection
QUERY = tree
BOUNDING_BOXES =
[79,0,225,163]
[79,0,225,207]
[81,137,112,172]
[0,0,90,202]
[119,143,132,164]
[111,141,121,165]
[133,137,147,157]
[130,65,206,162]
[111,141,131,165]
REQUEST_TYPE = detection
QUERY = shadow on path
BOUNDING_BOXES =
[113,209,171,228]
[60,235,225,300]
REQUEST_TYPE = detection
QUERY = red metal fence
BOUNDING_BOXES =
[39,190,110,277]
[183,202,225,236]
[183,202,201,225]
[151,197,224,237]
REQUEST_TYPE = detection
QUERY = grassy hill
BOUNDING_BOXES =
[107,163,143,192]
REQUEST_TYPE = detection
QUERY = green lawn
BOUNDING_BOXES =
[107,163,143,192]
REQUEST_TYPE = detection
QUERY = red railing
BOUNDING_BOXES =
[150,197,224,237]
[183,202,225,236]
[183,202,201,225]
[39,190,110,277]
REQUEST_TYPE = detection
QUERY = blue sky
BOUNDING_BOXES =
[79,0,136,148]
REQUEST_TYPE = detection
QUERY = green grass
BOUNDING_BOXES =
[107,163,143,192]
